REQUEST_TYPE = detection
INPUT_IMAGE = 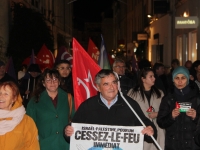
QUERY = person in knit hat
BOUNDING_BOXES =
[157,66,200,150]
[172,66,190,86]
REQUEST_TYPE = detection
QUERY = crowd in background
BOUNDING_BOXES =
[1,57,200,150]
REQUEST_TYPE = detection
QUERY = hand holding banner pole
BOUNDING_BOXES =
[113,72,162,150]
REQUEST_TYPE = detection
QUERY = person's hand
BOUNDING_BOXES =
[172,108,180,119]
[141,126,154,136]
[64,125,74,136]
[186,108,196,120]
[25,90,30,95]
[148,112,157,119]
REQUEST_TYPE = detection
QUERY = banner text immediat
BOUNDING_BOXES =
[70,123,144,150]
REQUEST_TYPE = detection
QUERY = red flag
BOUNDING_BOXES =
[87,38,100,63]
[22,56,41,66]
[37,44,55,71]
[146,106,155,113]
[55,46,73,66]
[73,38,101,110]
[176,102,180,109]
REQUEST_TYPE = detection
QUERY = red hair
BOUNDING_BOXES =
[0,81,19,99]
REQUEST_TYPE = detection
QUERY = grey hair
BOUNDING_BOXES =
[95,69,118,85]
[113,58,125,67]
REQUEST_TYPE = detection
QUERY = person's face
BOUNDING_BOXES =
[0,65,6,77]
[96,74,118,102]
[29,72,39,78]
[142,71,155,90]
[173,74,187,89]
[113,62,126,75]
[43,74,59,93]
[195,65,200,73]
[156,66,164,76]
[185,62,192,70]
[0,86,16,110]
[171,63,178,69]
[57,63,71,78]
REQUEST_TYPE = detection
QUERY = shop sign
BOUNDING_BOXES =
[175,16,199,29]
[137,34,147,40]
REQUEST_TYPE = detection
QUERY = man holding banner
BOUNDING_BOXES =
[64,69,157,149]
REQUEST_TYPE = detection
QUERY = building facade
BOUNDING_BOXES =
[112,0,200,66]
[0,0,73,57]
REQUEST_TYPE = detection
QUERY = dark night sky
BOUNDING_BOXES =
[73,0,114,30]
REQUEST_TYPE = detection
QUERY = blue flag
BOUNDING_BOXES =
[98,35,111,69]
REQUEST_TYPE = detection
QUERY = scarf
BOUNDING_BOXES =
[0,106,26,135]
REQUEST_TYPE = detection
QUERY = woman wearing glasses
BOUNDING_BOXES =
[26,68,75,150]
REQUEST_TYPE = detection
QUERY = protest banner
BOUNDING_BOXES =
[70,123,144,150]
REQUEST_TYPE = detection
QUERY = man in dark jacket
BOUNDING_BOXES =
[64,69,157,145]
[19,64,41,108]
[112,58,136,95]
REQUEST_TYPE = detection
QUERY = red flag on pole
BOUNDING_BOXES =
[87,38,100,63]
[55,46,73,67]
[73,38,101,110]
[37,44,55,71]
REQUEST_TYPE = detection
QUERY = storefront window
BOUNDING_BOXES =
[188,32,197,62]
[176,36,182,65]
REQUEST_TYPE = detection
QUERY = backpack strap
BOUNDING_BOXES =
[67,93,72,123]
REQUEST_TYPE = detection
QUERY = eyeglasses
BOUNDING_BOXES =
[114,66,126,69]
[57,67,71,71]
[45,78,59,83]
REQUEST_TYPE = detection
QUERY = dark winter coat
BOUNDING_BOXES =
[61,73,74,96]
[19,74,40,108]
[118,75,136,95]
[157,82,200,150]
[68,93,157,143]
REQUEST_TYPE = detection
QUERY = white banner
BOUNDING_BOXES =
[70,123,144,150]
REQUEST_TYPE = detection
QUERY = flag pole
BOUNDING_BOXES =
[26,78,30,99]
[113,72,162,150]
[119,92,162,150]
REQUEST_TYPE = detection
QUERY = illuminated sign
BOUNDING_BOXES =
[137,34,147,40]
[175,16,199,29]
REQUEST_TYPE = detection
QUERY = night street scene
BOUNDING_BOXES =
[1,0,200,150]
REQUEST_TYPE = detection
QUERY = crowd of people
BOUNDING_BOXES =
[1,58,200,150]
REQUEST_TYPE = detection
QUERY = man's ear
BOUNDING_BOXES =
[96,84,100,92]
